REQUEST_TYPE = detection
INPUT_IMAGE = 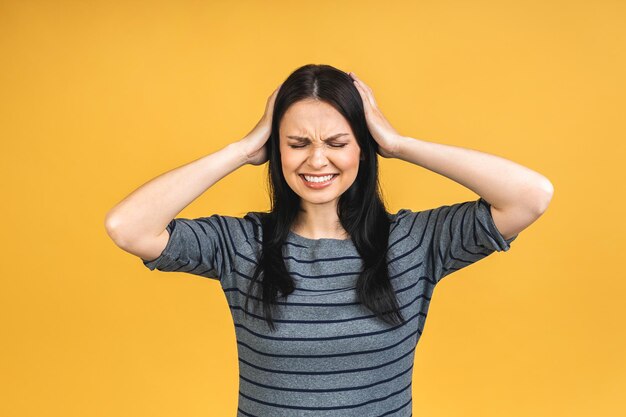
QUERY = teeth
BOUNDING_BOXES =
[303,174,335,183]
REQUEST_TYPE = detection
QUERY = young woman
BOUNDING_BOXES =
[105,64,553,416]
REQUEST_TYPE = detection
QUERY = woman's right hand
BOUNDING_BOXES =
[238,83,282,166]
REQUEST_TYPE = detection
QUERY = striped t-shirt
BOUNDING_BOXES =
[142,197,518,416]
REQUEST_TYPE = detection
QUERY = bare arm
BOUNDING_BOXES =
[105,83,282,261]
[348,71,554,241]
[104,142,249,260]
[393,136,554,240]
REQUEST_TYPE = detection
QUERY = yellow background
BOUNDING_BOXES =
[1,1,624,416]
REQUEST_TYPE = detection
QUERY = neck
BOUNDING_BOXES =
[292,201,348,239]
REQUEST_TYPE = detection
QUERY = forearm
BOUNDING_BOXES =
[394,136,554,213]
[105,141,248,245]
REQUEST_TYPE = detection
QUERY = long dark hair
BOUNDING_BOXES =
[243,64,406,331]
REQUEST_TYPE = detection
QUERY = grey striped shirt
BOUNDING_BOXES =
[142,197,518,416]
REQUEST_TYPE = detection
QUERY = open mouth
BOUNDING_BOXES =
[299,174,339,188]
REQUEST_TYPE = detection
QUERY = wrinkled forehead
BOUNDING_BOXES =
[279,100,351,136]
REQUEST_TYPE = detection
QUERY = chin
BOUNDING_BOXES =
[304,194,340,202]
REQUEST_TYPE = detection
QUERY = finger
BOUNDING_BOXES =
[353,79,377,110]
[352,78,366,100]
[353,81,375,112]
[350,72,373,95]
[360,81,375,102]
[269,82,282,104]
[350,74,377,106]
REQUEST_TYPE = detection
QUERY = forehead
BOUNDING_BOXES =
[280,100,351,134]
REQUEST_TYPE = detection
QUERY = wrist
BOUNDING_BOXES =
[228,141,251,167]
[390,135,411,159]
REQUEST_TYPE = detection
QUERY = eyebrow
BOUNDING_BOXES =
[286,133,349,142]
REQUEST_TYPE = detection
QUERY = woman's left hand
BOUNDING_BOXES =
[349,72,404,159]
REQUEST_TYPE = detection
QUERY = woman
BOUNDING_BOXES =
[105,64,553,416]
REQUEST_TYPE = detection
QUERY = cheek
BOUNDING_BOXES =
[336,150,361,168]
[280,149,299,167]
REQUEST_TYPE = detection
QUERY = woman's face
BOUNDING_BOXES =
[279,99,361,207]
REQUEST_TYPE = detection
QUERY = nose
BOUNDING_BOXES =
[307,143,330,168]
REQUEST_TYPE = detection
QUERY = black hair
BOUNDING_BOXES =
[243,63,406,332]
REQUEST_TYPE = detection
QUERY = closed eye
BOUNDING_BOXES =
[289,143,347,149]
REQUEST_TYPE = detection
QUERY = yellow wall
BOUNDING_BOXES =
[1,1,623,416]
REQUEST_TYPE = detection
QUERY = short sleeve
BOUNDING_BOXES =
[398,197,518,283]
[140,214,256,281]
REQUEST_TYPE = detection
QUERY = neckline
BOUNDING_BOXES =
[288,230,352,244]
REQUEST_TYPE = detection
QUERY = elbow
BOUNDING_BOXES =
[104,210,119,235]
[535,179,554,214]
[104,211,129,248]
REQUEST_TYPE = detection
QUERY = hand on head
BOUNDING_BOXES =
[349,72,403,159]
[239,83,282,166]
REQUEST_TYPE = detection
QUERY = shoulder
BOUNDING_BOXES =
[386,200,485,234]
[387,208,427,237]
[173,211,265,256]
[211,211,265,245]
[385,208,426,252]
[387,208,414,224]
[386,205,452,252]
